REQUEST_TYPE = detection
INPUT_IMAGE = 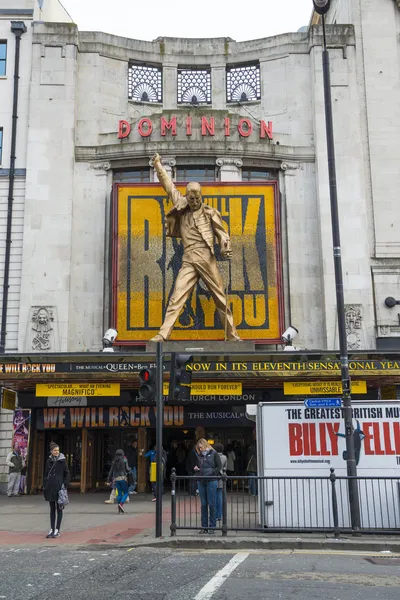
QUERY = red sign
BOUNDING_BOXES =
[117,116,273,140]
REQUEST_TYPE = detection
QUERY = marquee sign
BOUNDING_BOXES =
[36,406,251,429]
[36,383,120,397]
[113,183,282,343]
[117,116,273,140]
[1,359,400,377]
[284,381,367,395]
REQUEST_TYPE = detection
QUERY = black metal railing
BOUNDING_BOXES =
[170,468,400,536]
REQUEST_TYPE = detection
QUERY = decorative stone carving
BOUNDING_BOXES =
[345,305,363,349]
[216,157,243,168]
[90,162,111,171]
[31,307,54,351]
[281,161,303,175]
[378,325,390,337]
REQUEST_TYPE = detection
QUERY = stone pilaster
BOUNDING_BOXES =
[216,157,243,181]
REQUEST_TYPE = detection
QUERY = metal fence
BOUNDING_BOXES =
[170,468,400,536]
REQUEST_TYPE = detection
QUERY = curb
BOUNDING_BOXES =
[126,536,400,553]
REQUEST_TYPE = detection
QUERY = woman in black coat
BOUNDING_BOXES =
[43,442,70,538]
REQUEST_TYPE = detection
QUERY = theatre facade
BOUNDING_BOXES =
[0,352,399,493]
[1,0,400,492]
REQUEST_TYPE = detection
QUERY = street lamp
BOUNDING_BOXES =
[313,0,331,14]
[312,0,361,531]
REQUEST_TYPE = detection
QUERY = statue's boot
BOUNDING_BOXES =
[149,333,166,342]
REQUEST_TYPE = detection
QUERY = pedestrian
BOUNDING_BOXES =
[107,449,130,513]
[126,439,138,495]
[140,445,166,501]
[176,443,187,477]
[43,442,70,538]
[226,444,236,490]
[232,440,243,475]
[6,443,24,497]
[214,443,227,523]
[226,445,236,477]
[185,444,200,496]
[246,443,258,496]
[19,464,27,495]
[195,439,222,534]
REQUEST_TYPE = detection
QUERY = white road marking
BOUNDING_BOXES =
[53,573,61,576]
[194,552,249,600]
[89,558,96,561]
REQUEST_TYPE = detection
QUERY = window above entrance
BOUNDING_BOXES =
[242,168,276,181]
[114,168,150,183]
[176,166,216,181]
[128,63,163,103]
[226,63,261,104]
[177,67,212,105]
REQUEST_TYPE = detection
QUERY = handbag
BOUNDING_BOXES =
[58,485,69,507]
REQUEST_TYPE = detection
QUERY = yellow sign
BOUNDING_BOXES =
[36,383,120,397]
[284,381,367,395]
[2,388,17,410]
[163,382,242,396]
[114,183,281,342]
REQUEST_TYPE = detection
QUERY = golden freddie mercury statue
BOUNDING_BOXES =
[149,153,241,342]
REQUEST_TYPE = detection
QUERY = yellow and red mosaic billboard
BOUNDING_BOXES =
[112,183,283,343]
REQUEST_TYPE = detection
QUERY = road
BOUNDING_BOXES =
[1,546,400,600]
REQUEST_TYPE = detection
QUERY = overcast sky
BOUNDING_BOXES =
[60,0,312,42]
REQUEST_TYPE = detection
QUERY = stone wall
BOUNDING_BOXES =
[13,21,388,352]
[327,0,400,346]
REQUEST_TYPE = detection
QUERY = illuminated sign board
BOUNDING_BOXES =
[113,183,282,343]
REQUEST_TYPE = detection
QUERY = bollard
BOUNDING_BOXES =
[330,468,340,539]
[170,467,177,537]
[222,468,228,537]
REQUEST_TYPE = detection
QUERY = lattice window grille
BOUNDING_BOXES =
[226,64,261,103]
[177,68,212,104]
[128,64,162,103]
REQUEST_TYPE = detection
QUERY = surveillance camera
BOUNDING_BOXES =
[281,326,298,344]
[102,328,118,349]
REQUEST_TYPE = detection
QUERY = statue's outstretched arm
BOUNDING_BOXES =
[152,153,181,206]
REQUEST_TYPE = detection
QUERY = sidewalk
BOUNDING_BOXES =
[1,493,400,553]
[0,491,163,546]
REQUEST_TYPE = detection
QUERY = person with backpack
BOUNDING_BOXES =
[195,439,222,534]
[43,442,70,538]
[107,449,130,513]
[126,439,138,495]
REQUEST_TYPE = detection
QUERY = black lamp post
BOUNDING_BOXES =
[312,0,360,531]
